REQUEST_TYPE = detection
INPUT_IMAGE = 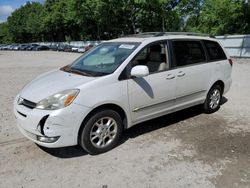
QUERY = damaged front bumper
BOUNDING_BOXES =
[13,95,90,148]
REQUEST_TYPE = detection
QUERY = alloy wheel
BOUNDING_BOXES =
[90,117,118,148]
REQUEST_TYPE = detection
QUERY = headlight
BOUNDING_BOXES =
[36,89,79,110]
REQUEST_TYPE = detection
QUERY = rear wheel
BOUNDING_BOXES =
[79,109,123,155]
[203,85,222,114]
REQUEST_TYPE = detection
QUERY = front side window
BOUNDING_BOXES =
[66,42,139,76]
[172,40,206,67]
[204,40,227,61]
[130,42,168,73]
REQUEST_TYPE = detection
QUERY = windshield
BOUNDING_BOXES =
[68,42,139,76]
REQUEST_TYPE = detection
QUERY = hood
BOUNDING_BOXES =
[20,69,96,103]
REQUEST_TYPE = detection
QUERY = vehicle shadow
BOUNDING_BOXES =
[221,96,228,105]
[120,96,228,147]
[38,97,227,158]
[121,105,202,142]
[37,144,88,158]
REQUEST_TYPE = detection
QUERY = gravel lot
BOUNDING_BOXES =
[0,51,249,188]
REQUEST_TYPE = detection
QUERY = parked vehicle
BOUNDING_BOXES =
[71,46,79,52]
[84,44,94,52]
[64,45,73,52]
[49,44,59,51]
[26,44,39,51]
[34,45,50,51]
[2,45,11,50]
[14,32,232,154]
[77,46,86,53]
[9,44,15,50]
[13,44,22,50]
[57,44,72,52]
[0,44,5,50]
[19,44,29,50]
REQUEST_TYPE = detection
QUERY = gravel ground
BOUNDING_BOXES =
[0,51,249,188]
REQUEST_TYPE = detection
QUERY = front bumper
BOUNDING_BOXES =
[14,95,90,148]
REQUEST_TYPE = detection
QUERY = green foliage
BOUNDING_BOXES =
[0,23,12,44]
[242,2,250,33]
[1,0,249,43]
[7,2,43,43]
[42,0,78,41]
[185,0,247,35]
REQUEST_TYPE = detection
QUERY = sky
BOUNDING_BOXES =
[0,0,45,23]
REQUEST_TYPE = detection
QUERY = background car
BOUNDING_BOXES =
[85,44,94,52]
[77,46,86,53]
[71,46,79,52]
[26,44,39,51]
[34,45,50,51]
[49,44,59,51]
[57,44,72,52]
[19,44,29,50]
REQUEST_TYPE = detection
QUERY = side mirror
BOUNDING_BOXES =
[131,65,149,78]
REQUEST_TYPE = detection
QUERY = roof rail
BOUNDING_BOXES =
[124,32,215,38]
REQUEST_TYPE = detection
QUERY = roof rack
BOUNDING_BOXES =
[124,32,215,38]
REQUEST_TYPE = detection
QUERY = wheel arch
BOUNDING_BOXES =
[211,80,225,93]
[77,103,128,143]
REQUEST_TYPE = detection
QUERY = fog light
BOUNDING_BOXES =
[36,135,60,143]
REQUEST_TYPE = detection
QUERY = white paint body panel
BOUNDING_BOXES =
[127,70,176,123]
[174,62,213,108]
[20,69,96,103]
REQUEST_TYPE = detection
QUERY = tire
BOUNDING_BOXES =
[203,85,222,114]
[79,109,123,155]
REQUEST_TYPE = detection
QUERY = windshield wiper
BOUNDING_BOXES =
[61,65,109,77]
[69,67,93,77]
[61,65,93,77]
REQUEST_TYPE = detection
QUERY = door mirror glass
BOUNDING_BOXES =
[130,65,149,78]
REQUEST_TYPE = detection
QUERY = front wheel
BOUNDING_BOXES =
[79,109,123,155]
[203,85,222,114]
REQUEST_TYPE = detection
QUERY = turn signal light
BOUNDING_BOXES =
[64,95,76,107]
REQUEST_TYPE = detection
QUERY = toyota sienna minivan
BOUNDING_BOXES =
[14,32,232,154]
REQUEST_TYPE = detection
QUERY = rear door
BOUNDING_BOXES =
[170,40,213,108]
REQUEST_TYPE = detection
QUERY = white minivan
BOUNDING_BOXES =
[14,33,232,154]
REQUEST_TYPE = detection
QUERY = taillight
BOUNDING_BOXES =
[228,59,233,66]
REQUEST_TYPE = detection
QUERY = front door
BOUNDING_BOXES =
[127,42,176,123]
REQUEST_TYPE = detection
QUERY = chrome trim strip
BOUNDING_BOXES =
[132,89,206,112]
[175,89,207,100]
[132,99,173,112]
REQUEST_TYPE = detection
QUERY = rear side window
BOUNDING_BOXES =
[172,40,206,67]
[204,40,227,61]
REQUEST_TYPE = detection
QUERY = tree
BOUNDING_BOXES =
[243,2,250,33]
[136,0,182,32]
[42,0,79,41]
[0,23,12,44]
[186,0,247,35]
[2,0,250,43]
[7,2,43,43]
[72,0,103,40]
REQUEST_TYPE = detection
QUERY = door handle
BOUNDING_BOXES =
[166,74,175,80]
[177,71,185,77]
